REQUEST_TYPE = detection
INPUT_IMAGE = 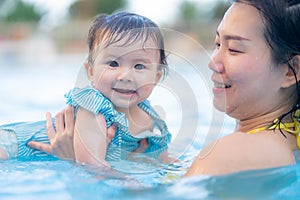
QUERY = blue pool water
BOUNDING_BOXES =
[1,156,300,199]
[1,54,300,199]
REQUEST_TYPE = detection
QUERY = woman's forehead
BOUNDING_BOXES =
[218,3,264,39]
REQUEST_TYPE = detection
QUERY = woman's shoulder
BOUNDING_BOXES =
[191,131,295,175]
[226,130,293,149]
[218,131,295,161]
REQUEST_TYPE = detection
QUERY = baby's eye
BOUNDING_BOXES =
[134,64,146,70]
[107,61,119,67]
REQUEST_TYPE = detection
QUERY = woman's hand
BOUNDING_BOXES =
[28,106,75,160]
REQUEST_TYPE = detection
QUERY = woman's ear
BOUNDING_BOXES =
[281,55,300,88]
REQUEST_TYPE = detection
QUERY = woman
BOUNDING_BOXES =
[186,0,300,175]
[29,0,300,175]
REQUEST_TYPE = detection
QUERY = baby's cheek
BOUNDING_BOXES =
[95,77,110,89]
[138,84,155,94]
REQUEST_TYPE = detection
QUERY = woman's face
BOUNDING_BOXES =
[209,2,286,120]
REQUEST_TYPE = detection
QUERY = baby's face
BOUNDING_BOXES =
[87,36,162,112]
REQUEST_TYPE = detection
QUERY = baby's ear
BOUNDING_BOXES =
[155,67,163,83]
[84,61,93,81]
[282,55,300,88]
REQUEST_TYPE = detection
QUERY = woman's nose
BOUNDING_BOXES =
[208,50,225,73]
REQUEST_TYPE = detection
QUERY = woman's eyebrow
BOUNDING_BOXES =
[216,31,251,41]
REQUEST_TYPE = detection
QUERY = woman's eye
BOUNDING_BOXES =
[215,42,220,49]
[229,48,243,54]
[134,64,146,70]
[107,61,119,67]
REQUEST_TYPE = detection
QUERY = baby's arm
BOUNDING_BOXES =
[0,129,18,160]
[0,147,8,159]
[74,107,110,167]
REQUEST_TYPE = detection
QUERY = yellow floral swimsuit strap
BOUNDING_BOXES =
[248,110,300,149]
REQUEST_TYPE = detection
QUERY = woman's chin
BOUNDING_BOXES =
[213,99,227,113]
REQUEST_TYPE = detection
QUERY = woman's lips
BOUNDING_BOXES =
[212,82,232,95]
[214,82,231,89]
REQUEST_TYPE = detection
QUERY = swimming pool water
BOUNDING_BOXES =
[1,54,300,199]
[1,157,300,200]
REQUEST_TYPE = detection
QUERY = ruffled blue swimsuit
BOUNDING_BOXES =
[0,87,172,161]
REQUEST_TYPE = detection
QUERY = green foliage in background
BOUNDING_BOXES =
[69,0,127,19]
[178,0,230,23]
[175,0,230,48]
[0,0,127,22]
[211,1,230,19]
[95,0,127,14]
[180,1,198,22]
[0,0,42,22]
[0,0,228,24]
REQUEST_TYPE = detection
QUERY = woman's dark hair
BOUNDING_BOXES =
[233,0,300,132]
[86,12,168,78]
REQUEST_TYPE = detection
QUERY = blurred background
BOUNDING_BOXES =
[0,0,229,62]
[0,0,233,133]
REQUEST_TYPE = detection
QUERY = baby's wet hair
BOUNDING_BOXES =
[86,12,168,79]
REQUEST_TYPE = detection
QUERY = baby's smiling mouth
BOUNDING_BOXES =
[113,88,136,94]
